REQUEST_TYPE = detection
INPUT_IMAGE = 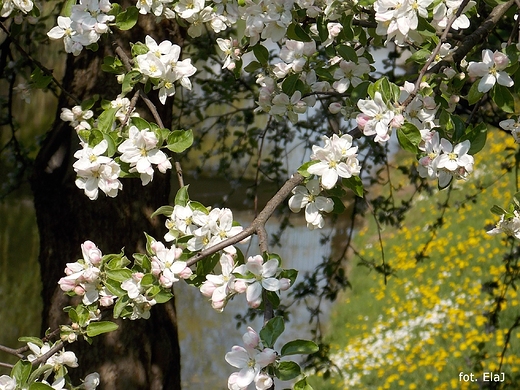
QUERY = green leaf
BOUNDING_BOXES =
[106,269,133,282]
[297,160,319,178]
[122,70,142,95]
[131,117,151,130]
[492,84,515,113]
[462,123,487,155]
[113,295,130,319]
[467,81,484,105]
[260,316,285,348]
[351,81,370,101]
[408,48,431,64]
[282,74,300,96]
[175,185,190,206]
[30,67,52,89]
[103,132,117,157]
[490,205,507,216]
[342,176,364,197]
[167,129,194,153]
[29,383,54,390]
[97,107,118,133]
[86,321,119,337]
[280,339,319,356]
[330,196,346,214]
[252,44,270,66]
[396,122,422,153]
[153,289,173,303]
[275,361,301,381]
[115,6,139,30]
[294,377,314,390]
[11,360,31,385]
[141,273,155,286]
[243,61,263,73]
[102,56,124,74]
[150,205,174,219]
[105,278,126,297]
[18,336,43,347]
[131,42,149,57]
[336,45,358,63]
[28,365,53,384]
[286,23,312,42]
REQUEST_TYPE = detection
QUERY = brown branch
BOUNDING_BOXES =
[31,341,65,368]
[402,0,471,107]
[186,173,304,267]
[0,345,25,359]
[429,0,516,74]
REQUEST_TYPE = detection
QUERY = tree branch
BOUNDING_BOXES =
[186,173,304,267]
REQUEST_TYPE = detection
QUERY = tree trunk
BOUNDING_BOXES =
[30,8,183,390]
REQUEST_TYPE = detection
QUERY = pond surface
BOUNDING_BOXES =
[0,186,346,389]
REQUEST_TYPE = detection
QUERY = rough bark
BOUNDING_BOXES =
[30,7,183,389]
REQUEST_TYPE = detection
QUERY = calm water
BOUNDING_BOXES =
[0,190,344,389]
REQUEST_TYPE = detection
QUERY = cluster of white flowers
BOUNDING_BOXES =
[374,0,474,44]
[1,0,33,18]
[399,81,437,130]
[61,105,94,133]
[134,35,197,104]
[137,0,238,37]
[73,140,123,200]
[216,37,242,70]
[120,272,158,320]
[165,205,247,254]
[150,241,192,288]
[417,131,474,187]
[432,0,476,32]
[356,92,398,143]
[308,133,361,189]
[289,179,334,230]
[467,49,514,93]
[118,125,172,185]
[58,241,117,307]
[47,0,114,56]
[288,134,360,230]
[225,327,277,390]
[200,254,290,310]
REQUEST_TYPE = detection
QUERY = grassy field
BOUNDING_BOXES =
[309,129,520,389]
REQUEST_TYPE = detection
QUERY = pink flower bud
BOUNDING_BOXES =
[328,102,342,114]
[242,327,259,348]
[356,113,370,129]
[74,285,85,295]
[233,279,248,294]
[279,278,291,291]
[179,267,193,279]
[200,281,216,297]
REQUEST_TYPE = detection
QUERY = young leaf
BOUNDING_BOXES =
[86,321,119,337]
[274,361,301,381]
[150,205,174,219]
[294,377,314,390]
[252,44,270,66]
[97,107,118,133]
[175,185,190,206]
[396,123,421,153]
[11,360,32,385]
[260,316,285,348]
[342,176,364,197]
[167,129,194,153]
[116,6,139,30]
[280,339,319,356]
[297,160,319,178]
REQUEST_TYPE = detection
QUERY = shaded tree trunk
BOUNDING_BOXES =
[30,8,183,390]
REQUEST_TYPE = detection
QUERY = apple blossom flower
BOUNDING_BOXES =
[307,133,361,189]
[200,253,238,311]
[0,375,16,390]
[499,117,520,143]
[225,327,277,389]
[83,373,101,390]
[150,241,192,288]
[488,211,520,239]
[357,92,396,143]
[289,179,334,230]
[73,141,122,200]
[121,273,157,319]
[118,125,172,185]
[467,49,514,93]
[234,255,289,308]
[333,59,370,93]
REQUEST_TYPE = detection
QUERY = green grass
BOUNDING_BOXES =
[310,129,520,390]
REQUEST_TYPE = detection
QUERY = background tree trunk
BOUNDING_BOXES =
[30,8,183,389]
